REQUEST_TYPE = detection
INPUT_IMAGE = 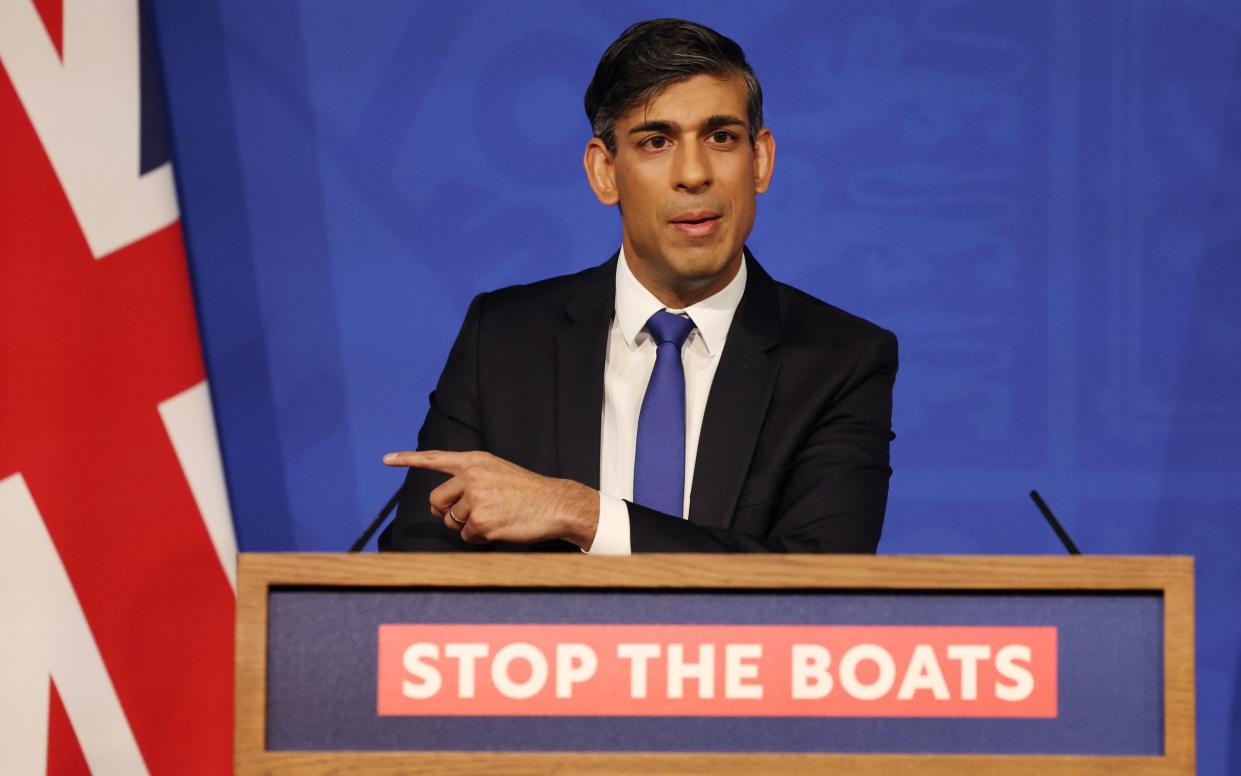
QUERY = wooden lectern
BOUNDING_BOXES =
[235,554,1194,774]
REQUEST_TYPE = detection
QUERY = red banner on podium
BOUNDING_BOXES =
[378,624,1057,718]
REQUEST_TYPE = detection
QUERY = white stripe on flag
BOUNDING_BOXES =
[0,0,179,260]
[159,381,238,590]
[0,473,150,775]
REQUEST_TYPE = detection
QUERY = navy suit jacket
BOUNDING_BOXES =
[379,250,897,553]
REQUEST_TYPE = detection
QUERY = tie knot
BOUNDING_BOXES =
[645,310,695,348]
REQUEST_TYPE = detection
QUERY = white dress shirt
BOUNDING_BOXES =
[587,247,747,555]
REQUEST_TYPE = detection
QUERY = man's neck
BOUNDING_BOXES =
[622,248,744,310]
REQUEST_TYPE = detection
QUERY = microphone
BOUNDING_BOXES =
[348,484,405,552]
[1028,490,1081,555]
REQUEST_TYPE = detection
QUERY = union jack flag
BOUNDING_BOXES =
[1,1,235,772]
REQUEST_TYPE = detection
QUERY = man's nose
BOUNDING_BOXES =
[674,142,711,192]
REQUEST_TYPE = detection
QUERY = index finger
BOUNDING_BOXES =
[382,450,468,474]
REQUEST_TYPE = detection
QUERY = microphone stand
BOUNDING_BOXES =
[348,484,405,552]
[1028,490,1081,555]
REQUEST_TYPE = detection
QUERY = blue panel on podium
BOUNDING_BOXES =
[264,588,1161,754]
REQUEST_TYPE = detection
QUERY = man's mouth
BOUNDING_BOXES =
[670,211,722,237]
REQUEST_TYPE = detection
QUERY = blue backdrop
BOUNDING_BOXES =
[150,1,1241,771]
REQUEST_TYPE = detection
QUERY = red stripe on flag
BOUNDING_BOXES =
[32,0,64,61]
[46,680,91,776]
[0,63,233,774]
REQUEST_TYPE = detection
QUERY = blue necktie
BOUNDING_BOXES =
[633,310,696,517]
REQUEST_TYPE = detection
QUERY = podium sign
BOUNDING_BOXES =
[236,554,1194,774]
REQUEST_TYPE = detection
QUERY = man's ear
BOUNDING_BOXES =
[753,127,776,195]
[583,138,620,206]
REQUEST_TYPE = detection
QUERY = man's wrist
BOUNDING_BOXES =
[557,479,600,550]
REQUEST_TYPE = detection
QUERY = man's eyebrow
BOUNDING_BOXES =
[627,115,748,136]
[628,119,676,135]
[702,114,747,132]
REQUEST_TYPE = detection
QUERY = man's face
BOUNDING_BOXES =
[585,73,775,306]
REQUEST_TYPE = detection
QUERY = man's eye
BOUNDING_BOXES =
[710,131,736,144]
[644,136,669,150]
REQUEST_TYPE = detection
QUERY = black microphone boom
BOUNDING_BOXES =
[1028,489,1081,555]
[348,484,405,552]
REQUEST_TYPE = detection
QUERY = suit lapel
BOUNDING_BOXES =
[688,252,783,529]
[553,256,616,489]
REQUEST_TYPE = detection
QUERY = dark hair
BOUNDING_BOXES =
[584,19,764,155]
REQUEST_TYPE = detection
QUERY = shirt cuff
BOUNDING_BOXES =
[585,493,632,555]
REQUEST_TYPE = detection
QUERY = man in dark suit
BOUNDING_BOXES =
[380,19,896,554]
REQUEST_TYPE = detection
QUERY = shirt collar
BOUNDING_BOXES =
[614,246,747,356]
